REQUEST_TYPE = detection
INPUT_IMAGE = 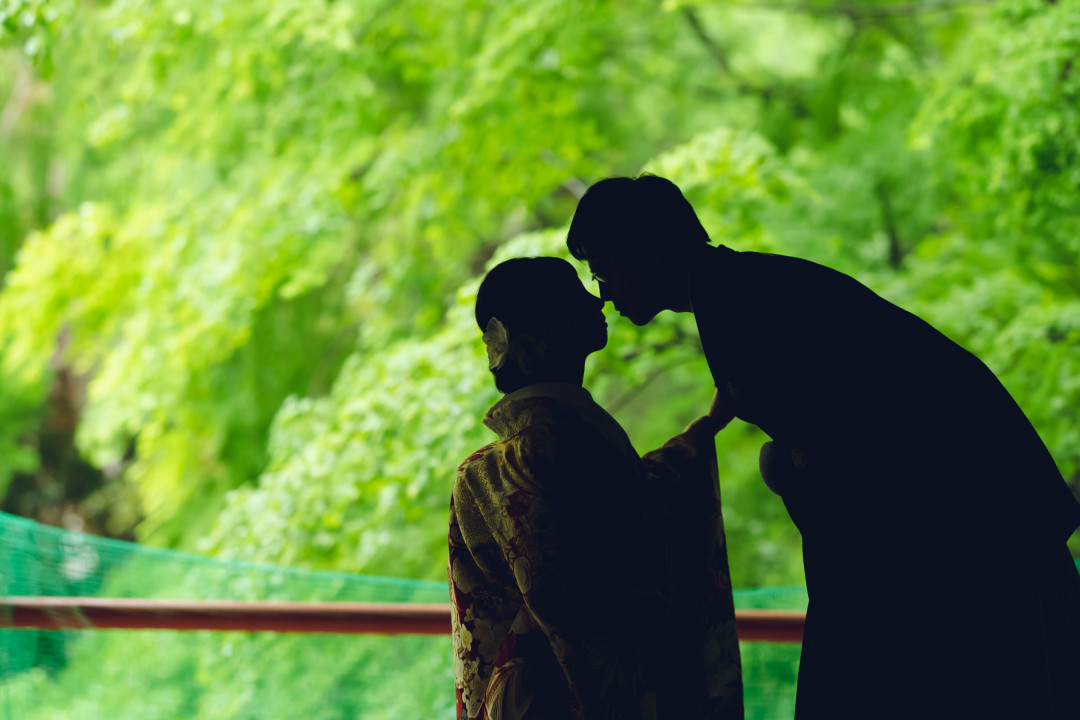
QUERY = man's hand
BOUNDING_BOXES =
[642,388,734,481]
[642,415,724,481]
[642,431,697,482]
[707,386,735,434]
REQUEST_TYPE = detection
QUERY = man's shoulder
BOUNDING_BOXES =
[694,244,898,314]
[716,244,863,285]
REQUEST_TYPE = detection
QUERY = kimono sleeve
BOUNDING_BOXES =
[455,422,589,631]
[456,422,660,718]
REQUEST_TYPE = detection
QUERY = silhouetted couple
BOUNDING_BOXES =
[448,175,1080,719]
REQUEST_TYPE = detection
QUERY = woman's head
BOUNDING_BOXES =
[475,257,607,393]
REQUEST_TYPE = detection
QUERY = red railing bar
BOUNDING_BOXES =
[737,609,805,643]
[0,597,805,643]
[0,597,451,636]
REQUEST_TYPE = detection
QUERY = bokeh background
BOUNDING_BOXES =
[1,0,1078,717]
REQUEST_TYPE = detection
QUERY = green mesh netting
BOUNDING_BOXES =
[0,511,810,719]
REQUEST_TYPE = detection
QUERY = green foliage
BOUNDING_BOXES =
[913,0,1080,291]
[6,625,455,720]
[0,0,73,76]
[0,368,42,496]
[903,0,1080,483]
[2,0,1080,715]
[1,0,1072,578]
[0,510,455,718]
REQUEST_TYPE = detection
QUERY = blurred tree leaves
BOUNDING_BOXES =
[0,0,1077,591]
[3,2,1080,716]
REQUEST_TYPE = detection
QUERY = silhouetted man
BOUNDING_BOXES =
[567,174,1080,719]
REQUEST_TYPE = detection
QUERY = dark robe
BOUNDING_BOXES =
[689,243,1080,718]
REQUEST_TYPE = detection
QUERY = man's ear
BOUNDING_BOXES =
[644,236,666,267]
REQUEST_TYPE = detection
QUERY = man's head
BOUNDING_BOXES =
[566,174,710,325]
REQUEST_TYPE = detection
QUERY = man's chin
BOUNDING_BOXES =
[624,310,658,326]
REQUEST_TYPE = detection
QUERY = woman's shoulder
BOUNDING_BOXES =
[457,441,500,475]
[456,419,566,481]
[456,398,636,494]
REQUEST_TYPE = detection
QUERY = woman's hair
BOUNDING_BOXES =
[475,257,584,393]
[566,173,710,262]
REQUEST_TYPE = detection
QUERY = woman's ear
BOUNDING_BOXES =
[512,335,549,375]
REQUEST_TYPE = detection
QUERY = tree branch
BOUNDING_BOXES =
[681,7,732,75]
[748,0,997,19]
[680,7,774,100]
[0,63,34,141]
[874,180,904,270]
[679,6,815,117]
[606,328,698,414]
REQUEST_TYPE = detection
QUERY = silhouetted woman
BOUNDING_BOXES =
[448,257,742,720]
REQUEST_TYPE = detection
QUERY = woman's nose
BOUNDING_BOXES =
[597,280,613,303]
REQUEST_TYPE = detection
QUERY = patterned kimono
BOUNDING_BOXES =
[448,383,742,720]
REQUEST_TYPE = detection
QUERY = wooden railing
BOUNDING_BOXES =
[0,597,805,643]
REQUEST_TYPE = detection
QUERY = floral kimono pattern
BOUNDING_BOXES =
[448,384,742,720]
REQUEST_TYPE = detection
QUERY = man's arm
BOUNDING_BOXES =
[705,386,735,434]
[641,387,734,480]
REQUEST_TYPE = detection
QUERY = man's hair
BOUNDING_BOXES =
[566,174,710,261]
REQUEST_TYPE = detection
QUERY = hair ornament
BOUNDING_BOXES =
[482,316,548,375]
[483,317,510,370]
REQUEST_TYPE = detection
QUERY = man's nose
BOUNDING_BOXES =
[596,279,613,303]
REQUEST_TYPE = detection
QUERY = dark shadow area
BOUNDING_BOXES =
[566,174,1080,719]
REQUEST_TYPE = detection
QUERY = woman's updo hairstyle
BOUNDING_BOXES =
[475,257,584,394]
